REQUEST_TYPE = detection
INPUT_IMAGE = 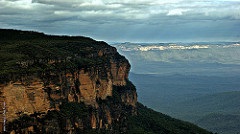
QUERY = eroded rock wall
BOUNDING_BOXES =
[0,29,137,133]
[0,52,137,133]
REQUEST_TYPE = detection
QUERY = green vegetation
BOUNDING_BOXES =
[183,91,240,134]
[7,114,34,133]
[196,113,240,134]
[0,29,123,83]
[167,91,240,128]
[130,73,240,134]
[59,102,89,119]
[127,103,212,134]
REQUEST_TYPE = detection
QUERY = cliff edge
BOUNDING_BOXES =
[0,29,211,134]
[0,29,137,133]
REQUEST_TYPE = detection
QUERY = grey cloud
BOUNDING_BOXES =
[0,0,239,42]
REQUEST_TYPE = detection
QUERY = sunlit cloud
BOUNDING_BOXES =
[167,9,190,16]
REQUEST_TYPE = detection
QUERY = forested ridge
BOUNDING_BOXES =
[0,29,123,83]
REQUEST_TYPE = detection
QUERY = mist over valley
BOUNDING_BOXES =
[113,42,240,134]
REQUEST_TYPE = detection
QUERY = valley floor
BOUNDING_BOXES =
[130,73,240,134]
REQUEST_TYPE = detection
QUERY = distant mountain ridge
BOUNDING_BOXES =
[113,42,240,76]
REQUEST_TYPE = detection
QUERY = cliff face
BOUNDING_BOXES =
[0,29,137,133]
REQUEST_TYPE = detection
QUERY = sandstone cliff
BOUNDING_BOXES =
[0,29,212,134]
[0,29,137,133]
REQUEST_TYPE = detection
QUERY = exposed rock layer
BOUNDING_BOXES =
[0,29,137,133]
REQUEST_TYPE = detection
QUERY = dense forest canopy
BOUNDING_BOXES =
[0,29,124,83]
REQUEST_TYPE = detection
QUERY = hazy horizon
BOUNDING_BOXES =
[114,41,240,134]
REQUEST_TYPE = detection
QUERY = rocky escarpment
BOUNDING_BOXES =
[0,29,137,133]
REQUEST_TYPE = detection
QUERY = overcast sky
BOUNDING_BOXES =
[0,0,240,42]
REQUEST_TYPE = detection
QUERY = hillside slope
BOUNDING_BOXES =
[127,103,211,134]
[196,113,240,134]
